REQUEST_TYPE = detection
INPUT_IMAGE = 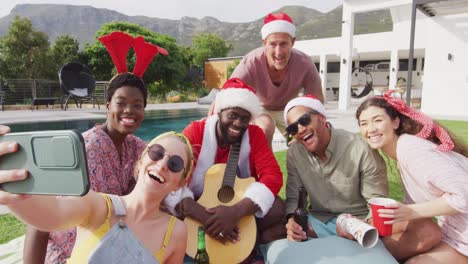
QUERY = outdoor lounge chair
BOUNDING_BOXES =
[59,62,100,110]
[351,67,374,99]
[198,88,219,104]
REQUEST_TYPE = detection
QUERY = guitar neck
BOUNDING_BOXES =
[223,142,240,187]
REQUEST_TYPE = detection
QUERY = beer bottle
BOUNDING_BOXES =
[294,186,309,242]
[194,226,209,264]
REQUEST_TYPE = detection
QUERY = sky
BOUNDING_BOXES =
[1,0,343,22]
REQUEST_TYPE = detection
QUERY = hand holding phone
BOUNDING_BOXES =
[0,125,31,204]
[0,130,89,196]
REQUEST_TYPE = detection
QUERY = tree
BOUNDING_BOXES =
[84,22,187,97]
[227,59,240,78]
[0,16,51,79]
[50,35,80,69]
[191,33,233,68]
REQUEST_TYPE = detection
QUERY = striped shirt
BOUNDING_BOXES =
[397,134,468,256]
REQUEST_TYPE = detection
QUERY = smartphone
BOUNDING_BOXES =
[0,130,89,196]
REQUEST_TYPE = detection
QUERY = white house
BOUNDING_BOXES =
[295,0,468,120]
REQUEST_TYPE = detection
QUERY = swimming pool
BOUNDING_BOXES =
[8,108,207,142]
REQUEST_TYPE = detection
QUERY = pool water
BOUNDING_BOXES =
[9,108,207,142]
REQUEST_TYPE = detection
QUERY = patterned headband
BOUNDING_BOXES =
[382,90,454,151]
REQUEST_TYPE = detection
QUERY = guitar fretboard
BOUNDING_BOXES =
[222,142,240,188]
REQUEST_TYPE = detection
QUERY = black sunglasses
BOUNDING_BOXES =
[285,111,316,136]
[148,144,185,173]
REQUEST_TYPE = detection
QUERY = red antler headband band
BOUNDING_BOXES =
[382,90,454,151]
[98,31,168,78]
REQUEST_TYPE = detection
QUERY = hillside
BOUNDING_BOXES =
[0,4,392,56]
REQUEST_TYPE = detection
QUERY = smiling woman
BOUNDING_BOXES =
[356,93,468,262]
[23,72,151,264]
[23,31,170,264]
[0,130,192,263]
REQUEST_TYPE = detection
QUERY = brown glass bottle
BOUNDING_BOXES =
[194,226,210,264]
[293,186,309,242]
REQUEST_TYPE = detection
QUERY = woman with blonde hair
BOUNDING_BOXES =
[2,130,193,264]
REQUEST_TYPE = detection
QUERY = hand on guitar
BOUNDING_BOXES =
[205,205,241,243]
[177,197,235,242]
[177,197,212,225]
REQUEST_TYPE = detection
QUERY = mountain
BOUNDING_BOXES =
[0,4,392,56]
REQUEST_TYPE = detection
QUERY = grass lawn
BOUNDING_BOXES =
[0,214,26,244]
[0,120,466,244]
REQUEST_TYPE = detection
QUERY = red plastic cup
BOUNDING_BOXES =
[369,198,396,236]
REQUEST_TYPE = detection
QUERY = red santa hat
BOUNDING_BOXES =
[283,94,326,124]
[261,12,296,40]
[214,78,261,118]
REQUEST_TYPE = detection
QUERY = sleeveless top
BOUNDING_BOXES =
[67,194,177,263]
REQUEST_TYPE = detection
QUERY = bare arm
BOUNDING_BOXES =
[303,59,324,103]
[379,197,459,224]
[23,226,48,264]
[8,190,105,232]
[0,124,99,229]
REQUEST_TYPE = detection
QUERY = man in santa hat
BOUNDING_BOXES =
[166,78,285,263]
[230,12,324,146]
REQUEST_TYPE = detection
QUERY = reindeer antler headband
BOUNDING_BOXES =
[98,31,168,78]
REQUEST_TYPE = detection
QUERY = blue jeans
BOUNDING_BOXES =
[259,214,398,264]
[308,215,338,238]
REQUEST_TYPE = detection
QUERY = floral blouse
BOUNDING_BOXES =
[45,127,146,264]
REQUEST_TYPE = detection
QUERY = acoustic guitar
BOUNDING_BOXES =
[184,142,257,264]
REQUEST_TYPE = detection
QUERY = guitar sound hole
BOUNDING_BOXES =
[218,186,234,203]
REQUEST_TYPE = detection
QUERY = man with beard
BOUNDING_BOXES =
[166,78,285,263]
[230,12,323,145]
[282,94,388,241]
[261,95,439,263]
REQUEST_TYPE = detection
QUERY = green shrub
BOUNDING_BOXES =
[227,59,240,78]
[147,81,171,101]
[179,93,188,102]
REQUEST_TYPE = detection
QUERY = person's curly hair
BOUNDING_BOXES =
[107,73,147,107]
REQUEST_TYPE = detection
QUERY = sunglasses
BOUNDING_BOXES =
[148,144,185,173]
[285,111,316,136]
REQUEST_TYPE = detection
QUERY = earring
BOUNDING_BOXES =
[170,191,176,196]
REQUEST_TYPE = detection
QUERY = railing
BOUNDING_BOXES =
[95,81,109,103]
[0,79,108,107]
